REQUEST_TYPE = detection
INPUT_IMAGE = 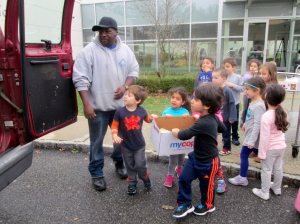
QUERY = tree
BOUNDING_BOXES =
[134,0,190,75]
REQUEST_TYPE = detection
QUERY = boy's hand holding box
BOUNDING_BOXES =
[151,116,196,156]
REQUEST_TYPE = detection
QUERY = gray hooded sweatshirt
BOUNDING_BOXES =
[72,35,139,111]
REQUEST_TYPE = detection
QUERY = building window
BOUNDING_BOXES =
[95,2,124,26]
[192,23,218,38]
[170,24,190,39]
[159,41,189,73]
[81,4,95,29]
[248,1,293,17]
[127,41,156,72]
[126,0,154,26]
[126,26,155,41]
[223,2,245,19]
[192,0,218,22]
[190,40,217,72]
[222,20,244,37]
[221,38,243,73]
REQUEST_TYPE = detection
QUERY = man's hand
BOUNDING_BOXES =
[114,86,126,99]
[83,103,96,120]
[171,128,180,138]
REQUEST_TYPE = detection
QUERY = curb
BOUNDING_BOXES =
[34,140,300,188]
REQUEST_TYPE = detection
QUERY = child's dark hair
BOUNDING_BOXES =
[128,85,148,106]
[265,84,289,132]
[247,59,261,71]
[199,57,215,70]
[168,86,191,112]
[213,68,228,79]
[194,83,224,114]
[222,57,237,67]
[244,76,266,96]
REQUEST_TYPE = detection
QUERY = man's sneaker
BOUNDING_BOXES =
[127,185,137,195]
[144,178,152,191]
[219,148,231,156]
[228,175,248,186]
[252,188,270,200]
[164,175,174,188]
[216,179,226,194]
[232,139,240,146]
[115,161,128,179]
[175,166,183,177]
[270,182,281,196]
[193,203,215,216]
[173,204,194,218]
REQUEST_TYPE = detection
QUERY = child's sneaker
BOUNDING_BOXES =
[232,139,240,146]
[216,179,226,194]
[127,185,137,195]
[270,182,281,196]
[219,148,231,156]
[175,166,183,177]
[193,203,215,216]
[164,175,174,188]
[228,175,248,186]
[252,188,270,200]
[173,204,194,218]
[144,178,152,191]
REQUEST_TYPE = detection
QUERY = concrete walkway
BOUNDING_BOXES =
[34,115,300,186]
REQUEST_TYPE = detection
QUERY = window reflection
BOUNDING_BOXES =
[192,0,218,22]
[190,40,217,71]
[95,2,124,26]
[192,23,217,38]
[221,38,243,73]
[126,26,155,41]
[127,42,156,72]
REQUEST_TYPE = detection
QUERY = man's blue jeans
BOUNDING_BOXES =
[88,110,123,178]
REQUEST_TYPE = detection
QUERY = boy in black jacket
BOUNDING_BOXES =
[171,83,226,219]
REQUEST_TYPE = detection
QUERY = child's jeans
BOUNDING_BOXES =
[177,152,219,209]
[261,149,285,194]
[240,145,258,177]
[121,146,149,186]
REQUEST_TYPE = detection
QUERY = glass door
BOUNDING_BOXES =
[245,20,269,65]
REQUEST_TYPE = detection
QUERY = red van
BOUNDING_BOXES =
[0,0,77,191]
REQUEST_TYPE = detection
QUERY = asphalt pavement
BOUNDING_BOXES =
[0,150,299,224]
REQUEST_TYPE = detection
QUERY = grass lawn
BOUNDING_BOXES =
[77,93,170,116]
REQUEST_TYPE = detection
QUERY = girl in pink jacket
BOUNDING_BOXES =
[252,84,289,200]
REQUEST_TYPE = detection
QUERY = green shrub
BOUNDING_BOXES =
[136,73,196,93]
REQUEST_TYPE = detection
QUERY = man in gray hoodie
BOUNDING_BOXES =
[73,17,139,191]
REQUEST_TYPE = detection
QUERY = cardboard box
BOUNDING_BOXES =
[150,116,195,156]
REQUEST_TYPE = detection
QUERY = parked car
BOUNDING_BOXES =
[0,0,77,191]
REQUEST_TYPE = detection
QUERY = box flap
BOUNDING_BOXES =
[154,116,195,131]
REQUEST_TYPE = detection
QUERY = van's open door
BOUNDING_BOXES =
[0,0,77,190]
[1,0,77,153]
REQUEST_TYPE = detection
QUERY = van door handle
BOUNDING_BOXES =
[30,59,59,65]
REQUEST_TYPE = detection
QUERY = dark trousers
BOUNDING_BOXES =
[222,121,232,150]
[88,110,123,178]
[240,146,258,177]
[232,104,240,140]
[121,146,149,186]
[177,153,219,209]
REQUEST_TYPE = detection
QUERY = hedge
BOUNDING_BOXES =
[136,74,197,94]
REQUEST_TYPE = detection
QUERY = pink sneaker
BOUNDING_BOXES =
[164,175,174,188]
[175,166,183,177]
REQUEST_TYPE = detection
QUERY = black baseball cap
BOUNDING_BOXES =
[92,17,118,31]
